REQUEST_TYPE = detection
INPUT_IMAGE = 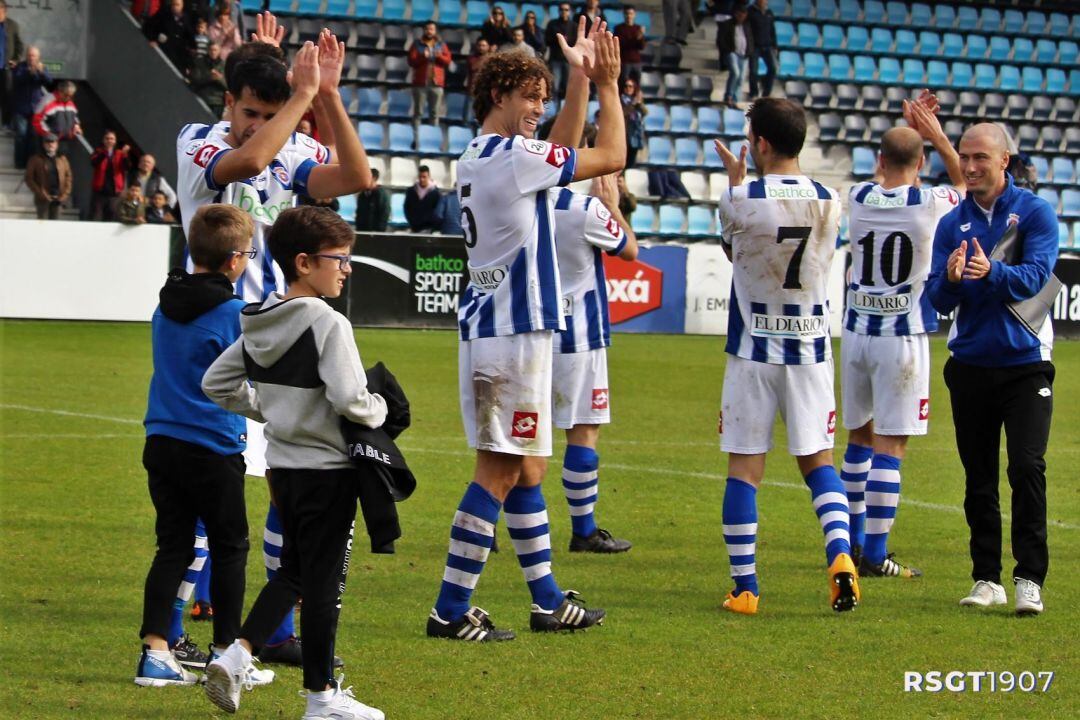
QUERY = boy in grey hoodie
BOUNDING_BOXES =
[202,206,388,720]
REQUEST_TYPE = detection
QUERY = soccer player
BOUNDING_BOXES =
[426,30,627,641]
[714,98,857,615]
[552,173,638,553]
[839,93,966,578]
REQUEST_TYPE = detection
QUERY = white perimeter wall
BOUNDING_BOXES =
[0,219,170,322]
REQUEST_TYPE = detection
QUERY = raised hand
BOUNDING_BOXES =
[317,29,345,96]
[714,139,748,187]
[251,11,286,47]
[557,15,606,71]
[582,30,620,89]
[947,239,968,283]
[963,237,990,280]
[590,172,619,208]
[289,42,321,99]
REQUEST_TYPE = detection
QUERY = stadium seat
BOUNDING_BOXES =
[927,61,949,88]
[674,138,699,167]
[853,56,875,83]
[709,172,729,201]
[1061,41,1079,66]
[895,30,917,56]
[1004,94,1029,120]
[980,8,1001,32]
[863,0,885,24]
[1017,125,1039,153]
[999,66,1021,93]
[776,20,795,47]
[417,125,444,154]
[867,116,891,144]
[381,0,407,21]
[623,168,649,198]
[384,56,410,84]
[680,171,707,199]
[1052,158,1076,185]
[336,192,357,225]
[1033,38,1058,64]
[1058,222,1071,248]
[1013,37,1035,63]
[1021,67,1043,94]
[935,4,956,29]
[630,204,655,234]
[388,122,415,152]
[687,206,714,237]
[911,3,932,27]
[670,105,694,134]
[779,51,801,76]
[722,107,746,136]
[1048,13,1071,38]
[1045,69,1067,95]
[447,125,472,154]
[835,83,859,110]
[797,23,820,48]
[702,139,723,168]
[658,205,686,235]
[691,75,714,102]
[821,24,844,51]
[987,36,1010,62]
[383,25,409,52]
[956,7,978,31]
[974,64,996,90]
[338,85,357,114]
[643,104,667,133]
[943,120,965,143]
[359,121,385,150]
[816,0,838,20]
[389,157,417,187]
[444,92,468,120]
[1062,190,1080,218]
[957,91,981,116]
[942,33,964,59]
[851,146,876,177]
[697,107,721,136]
[883,85,907,113]
[847,25,869,52]
[1074,223,1080,250]
[439,0,463,23]
[784,79,809,104]
[809,81,834,108]
[1002,9,1025,35]
[354,22,380,47]
[357,87,382,116]
[1027,95,1051,122]
[818,113,842,143]
[870,28,894,53]
[935,89,958,114]
[860,84,883,111]
[838,0,859,22]
[386,89,412,117]
[878,58,901,85]
[916,31,940,57]
[923,150,945,180]
[1053,97,1078,122]
[1032,156,1051,184]
[982,93,1005,118]
[1042,126,1063,153]
[354,54,380,83]
[967,36,987,61]
[639,71,661,98]
[828,55,852,81]
[390,192,407,227]
[464,1,488,27]
[646,137,673,165]
[267,0,293,13]
[1037,188,1060,212]
[296,0,320,16]
[885,1,906,25]
[352,0,378,18]
[664,73,689,99]
[902,59,925,86]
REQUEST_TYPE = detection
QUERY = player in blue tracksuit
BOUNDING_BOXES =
[926,123,1058,616]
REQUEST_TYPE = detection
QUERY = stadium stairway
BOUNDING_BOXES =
[0,131,80,220]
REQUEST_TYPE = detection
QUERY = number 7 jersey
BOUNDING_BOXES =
[718,174,841,365]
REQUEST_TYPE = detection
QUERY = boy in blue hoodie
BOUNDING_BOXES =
[136,204,268,687]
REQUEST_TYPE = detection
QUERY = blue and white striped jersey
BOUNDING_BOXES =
[551,188,627,354]
[455,134,578,340]
[845,182,960,336]
[718,175,842,365]
[177,122,331,302]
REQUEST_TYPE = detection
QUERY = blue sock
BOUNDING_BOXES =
[840,443,873,550]
[194,558,212,605]
[263,503,295,646]
[864,453,902,565]
[504,484,564,611]
[562,444,599,538]
[804,465,852,566]
[433,482,501,622]
[723,478,759,596]
[168,524,208,646]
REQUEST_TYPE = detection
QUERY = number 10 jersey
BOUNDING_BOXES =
[718,174,841,365]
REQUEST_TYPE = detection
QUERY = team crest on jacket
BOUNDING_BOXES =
[511,411,538,439]
[272,164,290,186]
[1007,213,1020,227]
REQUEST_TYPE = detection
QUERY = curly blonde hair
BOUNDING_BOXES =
[471,51,554,123]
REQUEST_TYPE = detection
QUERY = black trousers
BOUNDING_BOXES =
[748,45,777,97]
[141,435,249,646]
[239,468,359,691]
[944,358,1054,586]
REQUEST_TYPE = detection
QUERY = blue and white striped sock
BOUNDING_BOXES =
[723,478,759,596]
[433,482,501,622]
[864,453,902,565]
[168,522,208,646]
[504,484,564,611]
[804,465,852,566]
[840,443,873,551]
[562,444,599,538]
[263,503,295,646]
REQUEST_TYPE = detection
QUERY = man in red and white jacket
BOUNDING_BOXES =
[89,130,132,221]
[32,80,82,157]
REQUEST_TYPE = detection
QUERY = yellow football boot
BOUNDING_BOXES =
[722,590,759,615]
[828,553,861,612]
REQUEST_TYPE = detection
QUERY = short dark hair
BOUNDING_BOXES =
[188,205,254,270]
[879,127,924,169]
[746,97,806,158]
[225,44,288,102]
[471,51,553,122]
[152,190,168,198]
[267,207,355,284]
[624,4,636,11]
[418,165,431,174]
[370,168,380,180]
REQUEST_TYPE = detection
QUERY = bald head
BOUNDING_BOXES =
[879,126,924,170]
[958,122,1010,203]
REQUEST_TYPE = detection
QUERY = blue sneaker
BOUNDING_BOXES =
[134,646,198,687]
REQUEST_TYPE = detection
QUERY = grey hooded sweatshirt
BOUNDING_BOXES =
[202,294,387,471]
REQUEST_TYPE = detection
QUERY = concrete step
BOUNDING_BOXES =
[0,205,80,220]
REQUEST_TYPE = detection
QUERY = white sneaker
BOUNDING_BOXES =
[134,646,198,687]
[208,643,276,688]
[301,676,385,720]
[205,641,253,713]
[1014,577,1044,615]
[959,580,1007,607]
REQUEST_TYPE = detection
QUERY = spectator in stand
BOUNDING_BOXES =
[355,167,390,232]
[501,27,536,57]
[0,0,26,129]
[717,2,752,108]
[621,75,647,169]
[404,165,441,233]
[132,0,162,25]
[32,80,81,158]
[11,45,51,169]
[192,17,211,61]
[24,134,72,220]
[437,189,462,235]
[129,153,178,208]
[617,171,636,224]
[614,6,646,81]
[747,0,776,98]
[544,3,574,98]
[145,190,178,224]
[186,0,212,25]
[145,0,196,74]
[407,21,451,128]
[117,185,147,225]
[465,38,492,94]
[297,193,340,212]
[662,0,693,46]
[480,6,513,49]
[519,11,545,57]
[208,3,242,59]
[576,0,606,35]
[90,130,132,222]
[190,40,228,116]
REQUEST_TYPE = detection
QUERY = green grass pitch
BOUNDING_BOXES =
[1,320,1077,719]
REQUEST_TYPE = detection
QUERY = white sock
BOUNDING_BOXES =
[307,688,334,703]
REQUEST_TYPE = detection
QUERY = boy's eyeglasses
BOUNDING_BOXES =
[313,253,352,271]
[234,248,257,259]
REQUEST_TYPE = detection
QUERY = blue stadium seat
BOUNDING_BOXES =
[847,26,868,52]
[828,54,851,80]
[516,3,545,25]
[1013,38,1034,63]
[412,0,435,22]
[1031,156,1050,185]
[1003,9,1025,35]
[417,125,444,154]
[382,0,407,21]
[1035,39,1058,64]
[697,107,721,136]
[1024,10,1047,34]
[980,8,1001,32]
[448,125,472,154]
[902,59,925,85]
[966,35,987,60]
[863,0,885,24]
[267,0,293,14]
[1061,41,1079,65]
[838,0,860,21]
[1062,190,1080,218]
[390,192,407,227]
[1045,68,1066,94]
[956,7,978,31]
[884,1,905,24]
[922,150,944,180]
[999,66,1020,92]
[687,206,714,237]
[338,85,357,115]
[643,104,667,132]
[951,62,973,89]
[658,205,686,235]
[1049,13,1071,38]
[790,0,812,18]
[702,139,723,168]
[803,52,827,79]
[1058,222,1071,248]
[464,1,488,27]
[241,0,262,10]
[927,61,949,87]
[776,20,795,47]
[670,105,694,133]
[853,56,876,83]
[631,204,655,234]
[878,58,901,84]
[723,107,746,135]
[797,23,819,48]
[439,0,463,24]
[851,146,876,177]
[779,51,801,76]
[974,63,996,90]
[386,89,412,117]
[911,3,932,27]
[1037,188,1060,212]
[895,30,917,55]
[444,92,468,120]
[646,137,673,165]
[358,121,385,150]
[821,24,844,51]
[388,122,415,152]
[337,192,357,225]
[1052,158,1076,185]
[325,0,349,15]
[870,28,894,53]
[942,33,964,59]
[357,87,382,116]
[674,138,700,167]
[816,0,838,20]
[1022,67,1043,93]
[988,37,1010,62]
[353,0,378,18]
[296,0,320,14]
[1071,70,1080,96]
[1074,223,1080,249]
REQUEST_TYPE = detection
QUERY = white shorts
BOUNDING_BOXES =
[243,418,268,477]
[552,348,611,429]
[719,354,836,456]
[840,329,930,436]
[459,331,553,456]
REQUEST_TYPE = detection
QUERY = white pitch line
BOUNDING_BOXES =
[2,433,142,439]
[0,404,142,425]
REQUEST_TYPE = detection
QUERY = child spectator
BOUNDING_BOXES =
[193,17,211,59]
[146,190,178,224]
[117,185,147,225]
[135,204,259,688]
[202,206,388,720]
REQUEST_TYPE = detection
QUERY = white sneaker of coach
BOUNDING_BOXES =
[205,641,257,714]
[1014,577,1044,615]
[958,580,1007,607]
[301,675,385,720]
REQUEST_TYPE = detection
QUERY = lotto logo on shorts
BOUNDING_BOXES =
[591,388,609,410]
[827,411,836,434]
[919,398,930,421]
[511,411,539,439]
